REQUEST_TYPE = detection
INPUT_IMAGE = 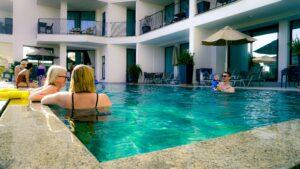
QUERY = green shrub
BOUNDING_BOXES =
[177,51,194,65]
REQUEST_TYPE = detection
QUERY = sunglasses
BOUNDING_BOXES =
[222,75,228,77]
[58,76,68,79]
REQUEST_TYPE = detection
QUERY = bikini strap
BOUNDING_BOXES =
[95,93,98,108]
[71,93,75,118]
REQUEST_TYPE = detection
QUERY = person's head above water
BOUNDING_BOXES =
[69,64,95,93]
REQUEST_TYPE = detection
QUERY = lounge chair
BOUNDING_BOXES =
[240,66,265,87]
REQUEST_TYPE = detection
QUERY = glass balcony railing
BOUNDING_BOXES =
[110,21,136,37]
[0,18,13,35]
[140,2,189,35]
[37,18,107,36]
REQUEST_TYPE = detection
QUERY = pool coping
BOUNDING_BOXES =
[0,85,300,168]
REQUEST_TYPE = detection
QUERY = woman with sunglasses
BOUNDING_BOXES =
[217,72,235,93]
[30,65,67,101]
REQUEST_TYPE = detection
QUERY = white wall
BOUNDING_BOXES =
[95,46,105,81]
[105,44,126,82]
[136,0,164,21]
[137,43,164,76]
[107,3,127,22]
[0,11,12,18]
[36,4,60,18]
[196,28,217,72]
[13,0,60,61]
[13,0,36,61]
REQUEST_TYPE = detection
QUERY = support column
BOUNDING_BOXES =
[189,0,197,17]
[278,20,289,82]
[189,27,197,83]
[60,0,67,34]
[106,3,112,37]
[95,47,102,81]
[96,9,101,36]
[59,43,67,68]
[174,0,180,14]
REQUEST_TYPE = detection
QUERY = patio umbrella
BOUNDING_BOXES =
[172,45,179,79]
[172,46,178,65]
[252,56,276,63]
[202,26,256,71]
[26,48,58,61]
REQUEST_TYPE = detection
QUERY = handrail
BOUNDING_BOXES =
[37,18,107,36]
[139,2,189,35]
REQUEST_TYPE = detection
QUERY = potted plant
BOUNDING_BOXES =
[291,37,300,55]
[127,64,142,83]
[290,37,300,83]
[177,51,194,84]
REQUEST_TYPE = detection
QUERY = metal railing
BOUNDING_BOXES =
[196,0,239,15]
[110,21,136,37]
[139,3,189,35]
[0,18,13,35]
[38,18,107,36]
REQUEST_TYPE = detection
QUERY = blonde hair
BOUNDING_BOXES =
[44,65,67,86]
[69,64,95,93]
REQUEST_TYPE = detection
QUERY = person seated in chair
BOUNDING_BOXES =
[217,72,235,93]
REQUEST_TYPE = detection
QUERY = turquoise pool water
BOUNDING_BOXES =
[51,84,300,162]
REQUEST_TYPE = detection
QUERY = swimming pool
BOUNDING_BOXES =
[50,84,300,162]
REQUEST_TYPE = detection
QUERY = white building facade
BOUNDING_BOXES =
[0,0,300,84]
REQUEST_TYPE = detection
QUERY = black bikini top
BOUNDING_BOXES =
[71,93,98,111]
[69,93,111,122]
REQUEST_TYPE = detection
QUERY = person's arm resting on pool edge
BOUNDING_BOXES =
[41,92,66,107]
[30,86,59,102]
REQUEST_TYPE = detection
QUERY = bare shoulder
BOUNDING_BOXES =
[97,93,112,107]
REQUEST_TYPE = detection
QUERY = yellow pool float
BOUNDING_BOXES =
[0,90,29,99]
[0,88,18,92]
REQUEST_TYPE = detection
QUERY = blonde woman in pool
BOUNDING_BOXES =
[30,65,67,102]
[41,64,112,111]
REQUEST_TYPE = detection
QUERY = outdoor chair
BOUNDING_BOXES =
[281,66,300,87]
[38,22,47,33]
[196,68,212,86]
[240,66,265,87]
[153,73,163,84]
[144,72,155,83]
[45,23,53,34]
[162,72,173,84]
[230,74,245,87]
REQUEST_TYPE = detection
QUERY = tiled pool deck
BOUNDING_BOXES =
[0,85,300,168]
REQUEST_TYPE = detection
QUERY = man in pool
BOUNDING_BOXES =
[217,72,235,93]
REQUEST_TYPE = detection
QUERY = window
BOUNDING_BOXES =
[250,26,278,81]
[229,25,278,81]
[290,20,300,65]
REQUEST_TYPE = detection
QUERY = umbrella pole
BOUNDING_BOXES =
[225,41,228,72]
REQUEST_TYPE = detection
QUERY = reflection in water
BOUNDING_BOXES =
[64,108,111,144]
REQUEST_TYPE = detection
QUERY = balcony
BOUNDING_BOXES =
[140,2,189,35]
[37,18,107,36]
[110,21,136,37]
[196,0,239,15]
[0,18,13,35]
